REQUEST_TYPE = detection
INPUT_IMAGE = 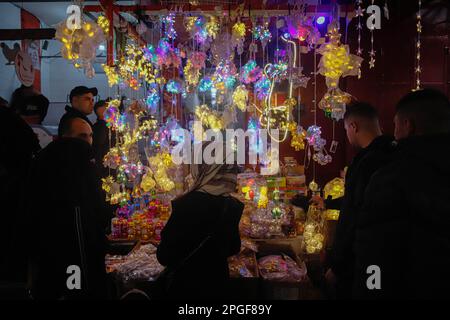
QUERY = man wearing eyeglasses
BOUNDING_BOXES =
[58,86,98,138]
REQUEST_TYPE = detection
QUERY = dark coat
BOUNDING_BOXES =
[0,106,40,280]
[92,119,114,178]
[28,138,108,299]
[156,191,244,300]
[58,105,93,137]
[354,134,450,299]
[329,135,395,298]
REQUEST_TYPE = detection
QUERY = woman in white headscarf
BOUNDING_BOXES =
[156,142,244,300]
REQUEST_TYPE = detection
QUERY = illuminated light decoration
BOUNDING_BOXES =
[355,0,364,73]
[232,21,246,39]
[194,104,224,131]
[252,23,272,48]
[288,122,306,151]
[317,22,362,120]
[306,125,332,165]
[232,85,249,112]
[212,60,238,92]
[205,15,219,39]
[143,44,158,65]
[156,38,181,68]
[231,21,246,54]
[184,59,201,87]
[414,0,422,91]
[146,85,160,114]
[140,171,156,193]
[265,61,288,79]
[369,0,376,69]
[103,64,119,87]
[97,15,110,34]
[286,15,320,46]
[129,77,139,90]
[239,60,262,84]
[185,16,208,44]
[255,36,298,143]
[189,51,207,69]
[198,77,213,93]
[119,44,162,87]
[102,176,115,193]
[54,17,105,78]
[148,153,175,192]
[316,16,326,25]
[257,186,269,209]
[318,88,352,121]
[166,79,182,94]
[323,177,345,220]
[104,99,121,129]
[255,76,271,100]
[162,12,177,39]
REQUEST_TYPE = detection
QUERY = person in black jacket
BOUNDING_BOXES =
[92,99,114,177]
[353,89,450,299]
[315,103,395,299]
[0,97,41,282]
[28,118,108,299]
[58,86,97,138]
[156,145,244,300]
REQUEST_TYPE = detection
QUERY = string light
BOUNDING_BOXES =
[97,15,110,35]
[194,104,224,131]
[232,85,249,112]
[355,0,363,78]
[162,12,177,39]
[369,0,376,69]
[232,21,246,39]
[415,0,422,91]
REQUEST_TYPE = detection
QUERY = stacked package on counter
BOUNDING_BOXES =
[113,244,164,282]
[258,254,307,283]
[228,239,259,278]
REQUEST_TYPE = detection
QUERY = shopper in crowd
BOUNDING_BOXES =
[315,102,395,299]
[92,99,114,177]
[10,85,49,124]
[28,117,108,299]
[353,89,450,299]
[0,96,40,282]
[156,143,244,300]
[58,86,97,137]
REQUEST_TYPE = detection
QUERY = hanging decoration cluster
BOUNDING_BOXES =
[317,22,362,121]
[55,17,105,78]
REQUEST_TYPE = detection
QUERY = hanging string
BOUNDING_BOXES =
[369,0,376,69]
[415,0,422,91]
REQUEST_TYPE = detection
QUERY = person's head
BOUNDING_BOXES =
[94,99,109,120]
[60,117,93,145]
[69,86,98,116]
[344,102,382,148]
[394,88,450,140]
[187,141,239,196]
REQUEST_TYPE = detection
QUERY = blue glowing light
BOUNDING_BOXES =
[316,16,326,25]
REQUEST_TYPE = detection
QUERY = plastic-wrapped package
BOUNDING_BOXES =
[258,255,288,281]
[258,254,307,283]
[114,244,163,281]
[228,255,254,278]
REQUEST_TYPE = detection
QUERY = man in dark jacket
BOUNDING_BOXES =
[28,117,108,299]
[58,86,97,137]
[0,97,41,282]
[92,99,114,177]
[320,103,394,299]
[353,89,450,299]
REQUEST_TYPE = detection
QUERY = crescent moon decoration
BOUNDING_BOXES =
[254,36,297,143]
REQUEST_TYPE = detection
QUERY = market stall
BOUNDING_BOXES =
[19,0,421,300]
